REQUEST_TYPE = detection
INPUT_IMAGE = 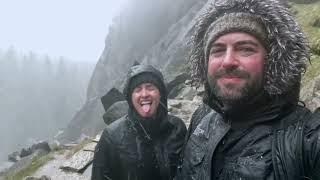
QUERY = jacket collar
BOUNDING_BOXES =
[205,91,295,129]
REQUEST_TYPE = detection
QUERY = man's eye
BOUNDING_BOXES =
[210,48,225,57]
[133,87,142,93]
[146,86,156,91]
[238,47,256,56]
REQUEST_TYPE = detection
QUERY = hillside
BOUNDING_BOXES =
[292,1,320,85]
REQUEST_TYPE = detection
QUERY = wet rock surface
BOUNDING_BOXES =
[301,75,320,111]
[103,101,128,125]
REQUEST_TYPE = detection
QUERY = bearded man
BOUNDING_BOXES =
[179,0,320,179]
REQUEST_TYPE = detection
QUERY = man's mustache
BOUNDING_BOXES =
[213,69,250,79]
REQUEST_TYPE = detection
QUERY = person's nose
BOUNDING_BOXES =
[221,49,239,69]
[141,88,149,97]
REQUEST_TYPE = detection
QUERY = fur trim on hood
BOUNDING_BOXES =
[189,0,310,104]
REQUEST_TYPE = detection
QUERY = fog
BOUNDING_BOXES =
[0,0,129,163]
[0,0,128,62]
[0,48,94,162]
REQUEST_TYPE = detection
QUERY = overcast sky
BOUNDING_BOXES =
[0,0,128,62]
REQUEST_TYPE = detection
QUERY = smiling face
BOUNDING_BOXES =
[131,83,161,118]
[207,32,266,107]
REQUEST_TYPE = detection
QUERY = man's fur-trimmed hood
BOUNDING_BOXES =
[189,0,310,105]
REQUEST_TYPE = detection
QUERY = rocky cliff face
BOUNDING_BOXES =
[58,0,208,142]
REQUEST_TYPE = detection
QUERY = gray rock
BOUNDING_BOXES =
[32,150,91,180]
[168,84,186,99]
[300,75,320,111]
[20,148,32,158]
[60,142,96,173]
[167,73,190,97]
[8,151,20,162]
[176,86,198,100]
[19,141,51,158]
[31,142,51,154]
[100,88,125,111]
[103,101,128,125]
[168,99,202,127]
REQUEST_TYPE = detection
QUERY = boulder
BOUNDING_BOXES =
[8,151,20,162]
[20,148,32,158]
[100,88,125,111]
[31,142,51,154]
[20,141,51,158]
[168,83,186,99]
[167,73,190,97]
[168,98,202,127]
[169,81,200,100]
[175,86,198,100]
[103,101,128,125]
[60,142,96,173]
[300,74,320,111]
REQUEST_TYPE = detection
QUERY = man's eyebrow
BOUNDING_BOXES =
[210,43,225,48]
[235,40,260,47]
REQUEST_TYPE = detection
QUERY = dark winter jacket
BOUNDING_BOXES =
[92,114,186,180]
[92,65,187,180]
[178,102,320,180]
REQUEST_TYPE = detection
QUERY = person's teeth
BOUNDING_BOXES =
[141,101,151,105]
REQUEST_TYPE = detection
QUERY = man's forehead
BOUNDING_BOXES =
[215,32,259,42]
[135,82,156,88]
[211,32,264,47]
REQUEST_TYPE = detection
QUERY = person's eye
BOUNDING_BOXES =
[133,87,142,93]
[146,85,156,91]
[210,48,225,57]
[238,47,256,56]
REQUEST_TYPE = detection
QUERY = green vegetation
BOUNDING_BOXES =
[291,1,320,85]
[291,1,320,55]
[4,154,54,180]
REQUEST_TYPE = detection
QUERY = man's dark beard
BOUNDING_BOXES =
[208,68,263,108]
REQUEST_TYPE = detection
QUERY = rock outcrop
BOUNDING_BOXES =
[102,101,128,125]
[301,74,320,111]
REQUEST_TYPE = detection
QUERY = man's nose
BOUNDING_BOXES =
[221,49,239,69]
[141,88,148,97]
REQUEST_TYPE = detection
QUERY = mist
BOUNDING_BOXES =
[0,0,129,163]
[0,47,94,162]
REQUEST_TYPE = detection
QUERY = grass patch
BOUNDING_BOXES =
[289,2,320,87]
[3,154,54,180]
[291,1,320,55]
